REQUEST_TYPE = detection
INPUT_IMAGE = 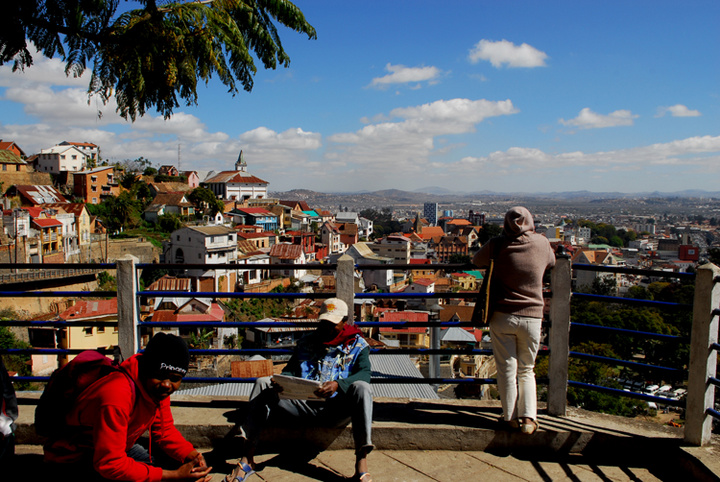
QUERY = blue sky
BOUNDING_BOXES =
[1,1,718,194]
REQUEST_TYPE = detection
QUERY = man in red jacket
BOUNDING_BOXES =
[44,333,212,482]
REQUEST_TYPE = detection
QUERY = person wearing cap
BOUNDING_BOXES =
[472,206,556,435]
[43,333,213,482]
[226,298,373,482]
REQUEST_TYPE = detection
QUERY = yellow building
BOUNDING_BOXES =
[57,298,119,366]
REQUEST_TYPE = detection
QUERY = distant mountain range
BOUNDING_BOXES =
[270,187,720,203]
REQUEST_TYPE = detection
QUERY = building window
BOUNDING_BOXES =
[84,326,93,335]
[72,155,77,160]
[98,326,105,333]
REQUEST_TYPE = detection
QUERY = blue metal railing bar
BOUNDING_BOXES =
[138,290,334,299]
[178,376,496,385]
[571,264,695,280]
[572,292,692,309]
[709,377,720,388]
[183,348,494,356]
[711,343,720,352]
[570,322,688,343]
[707,408,720,421]
[568,380,684,407]
[712,309,720,317]
[569,351,683,375]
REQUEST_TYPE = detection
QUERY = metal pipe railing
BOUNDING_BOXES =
[0,255,716,446]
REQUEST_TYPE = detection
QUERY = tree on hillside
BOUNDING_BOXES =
[2,1,316,120]
[477,222,502,245]
[188,186,224,217]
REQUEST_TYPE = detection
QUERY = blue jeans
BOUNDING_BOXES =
[242,376,374,453]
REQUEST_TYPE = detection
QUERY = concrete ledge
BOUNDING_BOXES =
[12,394,720,479]
[15,395,684,452]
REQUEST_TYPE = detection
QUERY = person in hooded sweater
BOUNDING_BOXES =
[473,206,556,435]
[44,333,212,482]
[226,298,373,482]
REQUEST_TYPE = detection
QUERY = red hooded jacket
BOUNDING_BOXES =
[43,354,195,481]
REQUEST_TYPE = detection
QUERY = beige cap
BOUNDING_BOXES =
[318,298,348,324]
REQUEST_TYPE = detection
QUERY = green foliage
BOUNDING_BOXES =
[448,253,471,265]
[154,174,187,183]
[2,1,316,120]
[188,328,213,349]
[88,191,145,233]
[477,222,502,245]
[359,207,402,239]
[223,297,293,322]
[564,278,695,417]
[589,276,617,296]
[139,267,168,290]
[707,247,720,266]
[157,213,182,233]
[97,271,117,291]
[188,186,224,217]
[577,219,638,247]
[0,322,32,388]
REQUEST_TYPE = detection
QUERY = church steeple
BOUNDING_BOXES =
[414,213,422,234]
[235,150,247,172]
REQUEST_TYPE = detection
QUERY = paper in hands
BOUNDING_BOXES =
[273,374,324,400]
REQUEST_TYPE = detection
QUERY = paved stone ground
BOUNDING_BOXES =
[10,445,686,481]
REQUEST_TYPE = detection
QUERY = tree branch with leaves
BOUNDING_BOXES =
[1,0,316,120]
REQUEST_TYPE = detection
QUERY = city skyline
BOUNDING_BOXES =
[0,1,718,194]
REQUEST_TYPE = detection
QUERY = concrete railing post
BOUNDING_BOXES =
[548,255,572,417]
[116,255,140,357]
[337,254,356,324]
[684,262,720,446]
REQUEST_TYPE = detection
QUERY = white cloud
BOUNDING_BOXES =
[325,98,518,172]
[369,63,442,89]
[468,39,548,68]
[0,55,87,88]
[656,104,701,118]
[448,135,720,174]
[559,107,638,129]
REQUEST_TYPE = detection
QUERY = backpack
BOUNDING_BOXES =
[35,348,135,438]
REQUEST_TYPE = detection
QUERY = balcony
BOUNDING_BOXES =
[2,256,719,479]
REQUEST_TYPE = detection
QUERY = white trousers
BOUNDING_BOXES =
[490,312,542,421]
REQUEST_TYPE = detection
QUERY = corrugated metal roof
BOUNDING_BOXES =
[440,327,476,343]
[269,243,304,259]
[174,354,438,399]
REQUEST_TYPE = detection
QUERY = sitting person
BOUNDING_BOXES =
[44,333,212,482]
[226,298,373,482]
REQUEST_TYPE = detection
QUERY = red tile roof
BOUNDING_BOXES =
[204,171,268,184]
[380,311,429,322]
[59,299,118,320]
[32,218,62,228]
[412,278,435,286]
